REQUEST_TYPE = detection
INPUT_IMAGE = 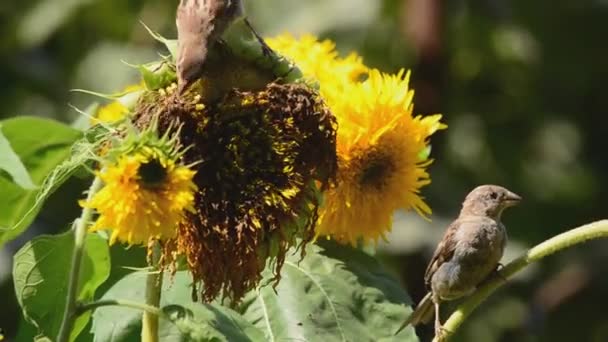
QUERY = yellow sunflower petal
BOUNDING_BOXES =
[95,101,128,124]
[267,33,368,97]
[92,84,144,124]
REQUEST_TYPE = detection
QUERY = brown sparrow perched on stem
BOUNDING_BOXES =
[396,185,521,339]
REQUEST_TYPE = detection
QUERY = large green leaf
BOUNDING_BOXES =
[0,122,36,189]
[91,271,266,342]
[13,231,111,341]
[0,116,83,246]
[240,240,418,342]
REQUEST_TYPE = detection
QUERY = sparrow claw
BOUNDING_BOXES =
[493,264,509,283]
[434,325,451,342]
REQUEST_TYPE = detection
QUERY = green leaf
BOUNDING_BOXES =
[13,231,111,341]
[139,61,176,90]
[0,123,36,189]
[240,240,418,342]
[15,317,38,342]
[222,18,303,83]
[0,116,83,246]
[141,22,178,59]
[92,272,266,342]
[96,244,148,297]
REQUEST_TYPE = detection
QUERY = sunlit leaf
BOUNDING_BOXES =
[0,117,83,246]
[92,272,265,342]
[0,123,36,189]
[13,231,110,341]
[240,240,418,342]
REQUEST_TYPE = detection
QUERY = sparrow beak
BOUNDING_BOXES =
[504,191,522,206]
[177,81,191,96]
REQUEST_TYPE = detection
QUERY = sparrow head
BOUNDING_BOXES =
[177,42,207,95]
[461,184,521,218]
[175,0,245,95]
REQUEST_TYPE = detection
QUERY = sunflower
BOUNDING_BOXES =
[269,34,446,245]
[83,148,196,245]
[318,70,445,244]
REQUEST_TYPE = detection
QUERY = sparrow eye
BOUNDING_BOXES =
[490,192,498,200]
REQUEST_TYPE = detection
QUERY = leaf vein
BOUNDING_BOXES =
[284,261,347,342]
[256,289,276,342]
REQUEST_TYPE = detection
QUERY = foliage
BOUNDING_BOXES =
[91,241,416,342]
[13,231,110,341]
[0,14,420,341]
[0,106,417,341]
[0,117,83,246]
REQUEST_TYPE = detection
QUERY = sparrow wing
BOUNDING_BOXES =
[423,219,460,287]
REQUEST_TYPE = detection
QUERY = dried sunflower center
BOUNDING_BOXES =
[138,159,167,187]
[135,82,337,302]
[358,150,395,191]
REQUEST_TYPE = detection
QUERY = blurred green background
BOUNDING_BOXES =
[1,0,607,341]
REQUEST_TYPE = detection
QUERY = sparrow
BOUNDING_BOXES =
[395,184,521,339]
[175,0,244,94]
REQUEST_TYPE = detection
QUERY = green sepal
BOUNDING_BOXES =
[141,22,178,59]
[138,61,177,90]
[222,18,304,83]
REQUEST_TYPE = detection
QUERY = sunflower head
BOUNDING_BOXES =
[132,81,337,302]
[268,34,446,245]
[82,125,197,246]
[316,70,445,245]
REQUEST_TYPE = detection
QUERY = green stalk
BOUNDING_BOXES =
[141,242,163,342]
[435,219,608,341]
[57,176,103,342]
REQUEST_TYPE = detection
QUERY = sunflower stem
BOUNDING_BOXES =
[435,219,608,342]
[142,241,163,342]
[57,176,103,342]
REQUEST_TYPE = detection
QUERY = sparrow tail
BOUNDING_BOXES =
[395,292,435,335]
